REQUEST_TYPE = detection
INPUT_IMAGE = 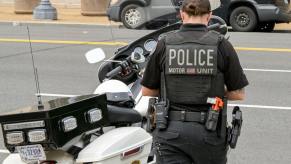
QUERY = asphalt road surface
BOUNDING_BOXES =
[0,23,291,164]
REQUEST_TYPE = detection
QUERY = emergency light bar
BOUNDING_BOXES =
[0,94,109,153]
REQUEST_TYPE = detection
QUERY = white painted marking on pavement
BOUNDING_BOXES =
[228,104,291,111]
[0,149,9,154]
[244,68,291,73]
[36,93,78,97]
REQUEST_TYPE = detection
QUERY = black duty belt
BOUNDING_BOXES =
[169,111,207,123]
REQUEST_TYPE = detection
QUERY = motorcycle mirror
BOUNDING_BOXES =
[85,48,106,64]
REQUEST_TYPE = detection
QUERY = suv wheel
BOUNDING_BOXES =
[256,22,275,32]
[121,4,146,29]
[230,6,257,32]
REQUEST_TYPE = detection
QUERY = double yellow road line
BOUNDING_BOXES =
[235,47,291,53]
[0,38,128,46]
[0,38,291,53]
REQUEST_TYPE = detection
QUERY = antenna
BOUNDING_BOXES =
[108,16,116,43]
[26,26,44,110]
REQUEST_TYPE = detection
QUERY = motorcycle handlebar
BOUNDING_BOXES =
[208,23,221,30]
[106,65,123,79]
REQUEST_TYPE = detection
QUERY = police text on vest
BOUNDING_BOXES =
[167,48,216,75]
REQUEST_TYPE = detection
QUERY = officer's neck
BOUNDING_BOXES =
[182,17,208,26]
[181,14,209,26]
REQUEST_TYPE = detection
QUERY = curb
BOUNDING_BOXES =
[1,19,290,31]
[0,20,122,28]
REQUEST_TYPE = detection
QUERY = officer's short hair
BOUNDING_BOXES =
[181,0,211,16]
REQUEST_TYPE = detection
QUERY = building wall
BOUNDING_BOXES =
[0,0,81,7]
[0,0,13,4]
[51,0,81,7]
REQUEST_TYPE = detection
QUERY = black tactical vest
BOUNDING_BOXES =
[162,30,225,105]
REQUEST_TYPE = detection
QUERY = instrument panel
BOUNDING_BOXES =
[133,47,144,55]
[131,32,171,56]
[132,39,158,56]
[144,39,158,52]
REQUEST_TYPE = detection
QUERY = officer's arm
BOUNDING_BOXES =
[221,39,248,101]
[226,88,245,101]
[142,86,159,97]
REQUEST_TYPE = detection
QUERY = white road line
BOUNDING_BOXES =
[228,104,291,111]
[244,68,291,73]
[36,93,78,97]
[0,149,9,154]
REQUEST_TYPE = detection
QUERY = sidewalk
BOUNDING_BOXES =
[0,5,290,29]
[274,23,291,30]
[0,5,118,26]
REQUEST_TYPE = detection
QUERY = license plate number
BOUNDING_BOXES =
[17,144,46,163]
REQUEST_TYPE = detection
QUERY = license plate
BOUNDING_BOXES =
[17,144,46,163]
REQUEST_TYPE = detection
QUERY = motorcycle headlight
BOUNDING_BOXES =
[110,0,119,5]
[61,116,78,132]
[6,131,24,145]
[28,129,47,143]
[87,108,102,124]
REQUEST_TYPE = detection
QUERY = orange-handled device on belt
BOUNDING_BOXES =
[211,97,224,111]
[205,97,224,131]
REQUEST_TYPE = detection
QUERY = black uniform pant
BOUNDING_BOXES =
[153,120,228,164]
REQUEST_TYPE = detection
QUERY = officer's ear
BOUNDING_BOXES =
[180,10,185,22]
[206,12,212,23]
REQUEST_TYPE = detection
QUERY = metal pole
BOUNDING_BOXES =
[33,0,58,20]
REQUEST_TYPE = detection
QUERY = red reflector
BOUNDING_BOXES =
[121,146,143,158]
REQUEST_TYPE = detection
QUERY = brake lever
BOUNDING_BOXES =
[103,59,122,63]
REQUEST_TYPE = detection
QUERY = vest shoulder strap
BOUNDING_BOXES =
[165,30,223,46]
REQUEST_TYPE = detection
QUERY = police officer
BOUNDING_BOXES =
[141,0,249,163]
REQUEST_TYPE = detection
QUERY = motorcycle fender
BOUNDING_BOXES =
[76,127,152,164]
[3,151,74,164]
[3,154,25,164]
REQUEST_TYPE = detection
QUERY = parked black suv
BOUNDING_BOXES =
[214,0,291,31]
[107,0,291,32]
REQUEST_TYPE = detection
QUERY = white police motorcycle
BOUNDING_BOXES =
[0,44,154,164]
[0,10,227,164]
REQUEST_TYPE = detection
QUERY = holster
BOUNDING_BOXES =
[227,106,243,149]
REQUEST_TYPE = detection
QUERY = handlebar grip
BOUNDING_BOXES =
[106,66,123,79]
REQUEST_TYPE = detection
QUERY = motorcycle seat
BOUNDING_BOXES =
[107,105,142,126]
